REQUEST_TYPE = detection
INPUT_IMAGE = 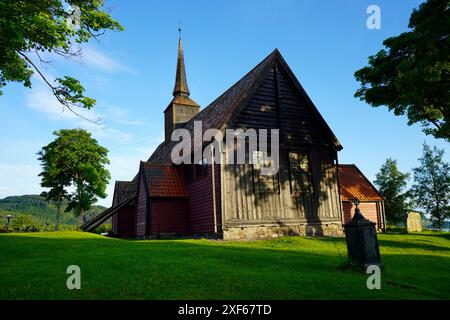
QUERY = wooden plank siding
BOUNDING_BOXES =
[150,200,189,234]
[111,211,118,233]
[233,66,279,130]
[187,164,221,233]
[309,147,341,221]
[342,201,384,230]
[111,187,118,234]
[111,186,135,237]
[136,173,148,237]
[277,65,326,146]
[112,214,117,233]
[110,180,138,237]
[222,64,341,229]
[116,206,136,237]
[222,147,340,226]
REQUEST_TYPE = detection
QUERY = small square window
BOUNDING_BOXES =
[252,151,279,193]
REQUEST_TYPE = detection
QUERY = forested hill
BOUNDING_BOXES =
[0,195,107,225]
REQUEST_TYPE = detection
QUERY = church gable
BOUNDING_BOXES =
[148,49,341,165]
[276,64,327,146]
[232,66,279,130]
[229,55,340,149]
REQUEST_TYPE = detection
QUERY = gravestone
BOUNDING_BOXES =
[344,205,381,268]
[407,212,422,233]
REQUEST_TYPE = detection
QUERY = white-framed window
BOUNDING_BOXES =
[252,150,279,193]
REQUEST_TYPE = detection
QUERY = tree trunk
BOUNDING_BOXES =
[76,171,84,227]
[55,195,61,231]
[438,214,443,231]
[78,208,84,226]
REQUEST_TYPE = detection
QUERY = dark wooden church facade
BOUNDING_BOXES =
[82,37,348,240]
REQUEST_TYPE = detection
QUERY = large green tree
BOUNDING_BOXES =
[0,0,123,119]
[37,142,71,230]
[354,0,450,141]
[38,129,110,225]
[412,143,450,230]
[374,158,411,225]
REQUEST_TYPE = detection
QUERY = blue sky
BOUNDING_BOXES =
[0,0,448,207]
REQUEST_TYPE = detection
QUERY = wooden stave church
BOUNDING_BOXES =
[82,37,351,240]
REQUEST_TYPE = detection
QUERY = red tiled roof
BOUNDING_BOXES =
[140,163,187,198]
[338,164,383,202]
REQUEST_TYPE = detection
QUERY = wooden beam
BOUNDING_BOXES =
[80,194,136,232]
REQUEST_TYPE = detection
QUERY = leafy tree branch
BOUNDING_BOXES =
[354,0,450,141]
[0,0,124,122]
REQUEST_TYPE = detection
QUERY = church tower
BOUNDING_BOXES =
[164,32,200,141]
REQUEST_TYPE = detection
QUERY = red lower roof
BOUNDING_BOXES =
[338,164,383,202]
[140,163,188,198]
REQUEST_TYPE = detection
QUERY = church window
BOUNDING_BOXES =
[252,150,279,193]
[288,152,313,195]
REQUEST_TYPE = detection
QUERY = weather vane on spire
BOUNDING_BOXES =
[178,21,182,38]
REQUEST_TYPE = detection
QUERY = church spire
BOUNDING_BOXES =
[164,30,199,141]
[173,29,190,97]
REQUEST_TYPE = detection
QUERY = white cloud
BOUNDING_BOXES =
[26,86,133,143]
[105,105,146,126]
[81,121,133,143]
[81,47,134,73]
[27,85,102,122]
[0,163,42,200]
[23,46,133,75]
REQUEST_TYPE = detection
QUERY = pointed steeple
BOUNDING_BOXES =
[164,30,200,141]
[173,30,190,96]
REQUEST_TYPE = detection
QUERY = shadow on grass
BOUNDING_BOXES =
[378,239,450,252]
[1,232,449,299]
[383,229,450,240]
[0,233,355,299]
[419,232,450,241]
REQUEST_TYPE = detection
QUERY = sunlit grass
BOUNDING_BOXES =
[0,231,449,299]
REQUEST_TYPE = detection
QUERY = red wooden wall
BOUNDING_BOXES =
[112,192,118,234]
[150,199,189,234]
[187,164,221,233]
[136,174,148,237]
[342,201,383,230]
[116,206,136,237]
[114,164,223,237]
[112,213,117,233]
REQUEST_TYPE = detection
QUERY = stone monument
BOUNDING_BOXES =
[407,211,422,233]
[344,199,381,268]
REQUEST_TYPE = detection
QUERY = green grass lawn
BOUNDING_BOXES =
[0,231,449,299]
